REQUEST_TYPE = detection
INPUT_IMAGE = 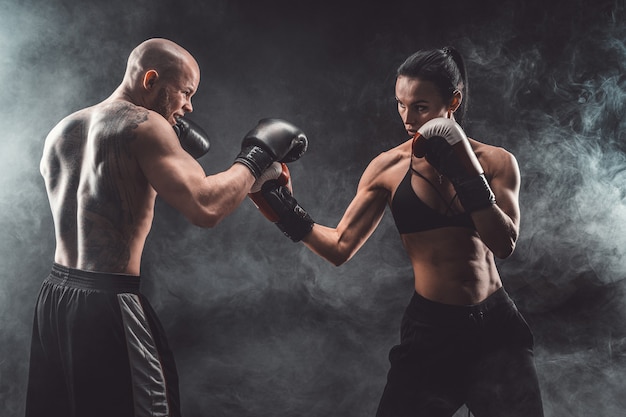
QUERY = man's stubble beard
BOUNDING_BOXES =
[153,88,174,124]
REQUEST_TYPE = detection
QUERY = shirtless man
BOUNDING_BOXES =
[250,47,544,417]
[26,38,307,417]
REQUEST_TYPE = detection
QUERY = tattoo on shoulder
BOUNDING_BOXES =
[108,102,150,140]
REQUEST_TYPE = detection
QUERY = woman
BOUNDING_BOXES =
[252,47,544,417]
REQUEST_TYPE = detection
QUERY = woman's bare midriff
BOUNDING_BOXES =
[401,227,502,305]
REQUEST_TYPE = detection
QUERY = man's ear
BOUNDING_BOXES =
[142,70,159,90]
[449,89,462,113]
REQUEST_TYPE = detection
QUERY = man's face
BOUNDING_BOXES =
[152,61,200,125]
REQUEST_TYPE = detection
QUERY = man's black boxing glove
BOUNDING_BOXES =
[234,118,308,178]
[174,117,211,159]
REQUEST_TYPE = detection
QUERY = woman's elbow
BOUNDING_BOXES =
[303,235,351,267]
[491,236,517,259]
[326,245,354,267]
[492,244,515,259]
[329,255,349,267]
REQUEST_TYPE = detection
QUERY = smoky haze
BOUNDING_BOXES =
[1,0,625,416]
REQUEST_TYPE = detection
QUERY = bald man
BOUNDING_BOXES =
[25,38,307,417]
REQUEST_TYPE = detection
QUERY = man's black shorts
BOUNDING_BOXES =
[25,264,181,417]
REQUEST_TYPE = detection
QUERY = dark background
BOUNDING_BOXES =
[1,0,625,416]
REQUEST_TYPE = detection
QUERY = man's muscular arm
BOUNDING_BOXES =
[133,111,255,228]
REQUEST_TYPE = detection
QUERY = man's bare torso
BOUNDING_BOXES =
[41,100,157,274]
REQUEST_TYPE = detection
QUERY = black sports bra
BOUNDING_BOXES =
[391,168,475,234]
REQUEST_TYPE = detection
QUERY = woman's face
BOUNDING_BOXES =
[395,76,450,138]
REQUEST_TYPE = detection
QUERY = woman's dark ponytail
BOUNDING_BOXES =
[441,46,468,125]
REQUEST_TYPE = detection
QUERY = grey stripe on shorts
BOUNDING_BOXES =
[118,293,170,417]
